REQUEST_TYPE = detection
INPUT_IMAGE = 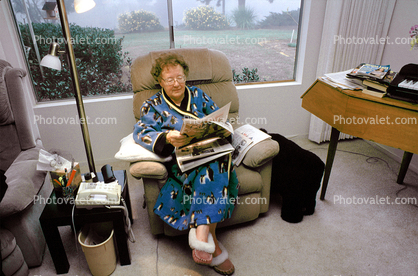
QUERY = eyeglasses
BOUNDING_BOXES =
[161,75,186,86]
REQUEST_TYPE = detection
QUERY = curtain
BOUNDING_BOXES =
[308,0,397,143]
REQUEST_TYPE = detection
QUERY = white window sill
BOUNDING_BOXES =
[34,93,133,109]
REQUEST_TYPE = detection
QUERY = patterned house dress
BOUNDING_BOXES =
[133,86,239,230]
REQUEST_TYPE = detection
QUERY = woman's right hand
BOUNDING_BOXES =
[167,130,193,147]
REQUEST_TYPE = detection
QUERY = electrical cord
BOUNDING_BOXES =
[71,203,79,253]
[309,147,418,208]
[105,196,136,243]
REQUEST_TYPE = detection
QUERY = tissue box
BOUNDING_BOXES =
[50,162,82,198]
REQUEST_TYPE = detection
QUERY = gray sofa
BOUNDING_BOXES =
[0,59,52,270]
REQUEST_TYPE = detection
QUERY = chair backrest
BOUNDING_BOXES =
[130,48,239,125]
[0,59,41,171]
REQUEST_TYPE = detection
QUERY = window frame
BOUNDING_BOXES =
[8,0,305,104]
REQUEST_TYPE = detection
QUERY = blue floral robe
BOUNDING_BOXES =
[133,86,239,230]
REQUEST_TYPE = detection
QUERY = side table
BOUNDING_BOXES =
[40,170,132,274]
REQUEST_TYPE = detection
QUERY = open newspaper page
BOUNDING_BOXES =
[180,102,233,142]
[321,69,365,90]
[231,124,271,166]
[175,102,234,171]
[176,137,234,171]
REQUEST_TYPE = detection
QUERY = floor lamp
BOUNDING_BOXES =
[41,0,98,181]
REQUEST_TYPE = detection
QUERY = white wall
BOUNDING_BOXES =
[378,0,418,173]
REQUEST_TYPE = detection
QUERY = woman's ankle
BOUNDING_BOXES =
[196,225,210,242]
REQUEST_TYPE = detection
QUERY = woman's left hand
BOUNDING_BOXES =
[167,130,193,147]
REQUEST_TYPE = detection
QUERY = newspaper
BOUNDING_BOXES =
[231,124,271,166]
[176,137,234,171]
[175,102,234,171]
[180,102,233,141]
[321,70,364,90]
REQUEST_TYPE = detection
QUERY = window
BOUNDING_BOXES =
[9,0,302,102]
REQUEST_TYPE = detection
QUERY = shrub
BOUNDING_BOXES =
[233,68,260,83]
[118,10,164,33]
[258,9,300,28]
[231,7,256,29]
[19,23,130,101]
[184,6,229,30]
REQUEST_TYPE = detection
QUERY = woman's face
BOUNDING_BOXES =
[159,64,186,105]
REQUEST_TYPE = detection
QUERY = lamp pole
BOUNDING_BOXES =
[167,0,174,48]
[56,0,97,180]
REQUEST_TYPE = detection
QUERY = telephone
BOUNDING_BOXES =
[75,181,121,209]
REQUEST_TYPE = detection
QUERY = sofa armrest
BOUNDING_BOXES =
[241,139,279,168]
[129,161,168,180]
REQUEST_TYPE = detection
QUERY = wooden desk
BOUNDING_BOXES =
[301,79,418,200]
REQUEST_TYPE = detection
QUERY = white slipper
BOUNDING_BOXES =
[188,228,215,253]
[211,242,235,275]
[210,242,228,267]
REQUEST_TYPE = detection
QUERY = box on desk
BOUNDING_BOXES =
[50,162,82,198]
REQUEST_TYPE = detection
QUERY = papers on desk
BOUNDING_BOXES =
[321,70,365,90]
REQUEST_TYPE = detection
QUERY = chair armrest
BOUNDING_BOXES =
[241,139,279,168]
[129,161,168,180]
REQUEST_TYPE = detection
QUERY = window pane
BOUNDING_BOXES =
[9,0,169,102]
[173,0,301,84]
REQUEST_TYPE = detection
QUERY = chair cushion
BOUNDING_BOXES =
[0,124,21,172]
[151,48,212,82]
[242,138,280,168]
[131,48,240,123]
[114,133,172,162]
[0,147,47,218]
[0,61,14,126]
[131,48,212,93]
[129,161,168,180]
[0,228,16,259]
[234,165,263,195]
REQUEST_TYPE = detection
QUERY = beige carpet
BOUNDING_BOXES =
[28,137,418,276]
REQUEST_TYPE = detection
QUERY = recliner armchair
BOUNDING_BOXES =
[129,48,279,236]
[0,59,52,269]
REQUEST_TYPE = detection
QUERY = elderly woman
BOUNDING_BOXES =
[133,52,238,275]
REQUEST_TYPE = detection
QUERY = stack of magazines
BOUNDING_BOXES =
[346,63,398,98]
